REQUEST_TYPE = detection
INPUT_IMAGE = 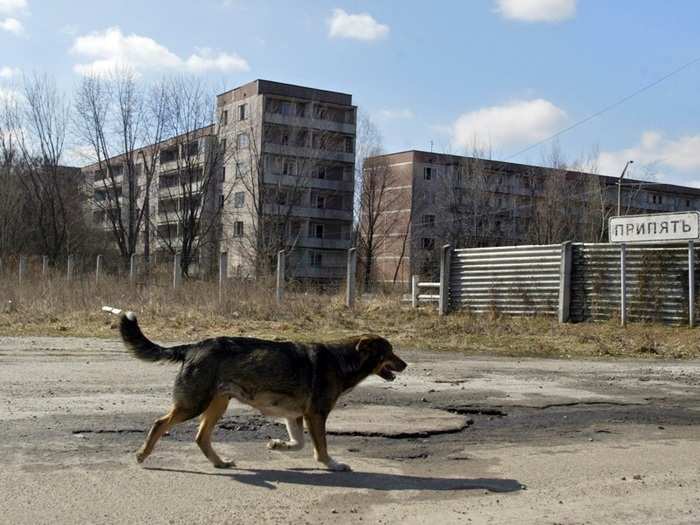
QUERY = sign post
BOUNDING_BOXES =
[609,212,700,328]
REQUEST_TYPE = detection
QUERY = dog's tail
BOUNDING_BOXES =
[102,306,188,363]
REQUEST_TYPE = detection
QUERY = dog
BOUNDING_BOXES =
[102,306,407,472]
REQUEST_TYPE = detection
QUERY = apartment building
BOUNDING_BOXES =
[84,79,356,280]
[364,150,700,285]
[216,79,356,279]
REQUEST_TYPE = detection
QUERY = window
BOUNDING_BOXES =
[310,251,323,267]
[233,221,244,237]
[344,136,354,153]
[237,133,249,149]
[421,237,435,250]
[313,194,326,209]
[296,103,306,117]
[185,141,198,157]
[220,138,227,153]
[219,195,224,209]
[234,192,245,208]
[283,159,296,176]
[221,167,226,181]
[424,167,432,181]
[422,214,435,228]
[317,166,326,179]
[310,223,324,239]
[279,101,292,115]
[238,104,247,121]
[160,148,176,164]
[221,110,229,126]
[687,199,692,207]
[275,191,287,205]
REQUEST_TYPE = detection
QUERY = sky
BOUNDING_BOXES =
[1,0,700,186]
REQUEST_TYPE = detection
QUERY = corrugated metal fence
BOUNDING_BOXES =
[442,241,697,325]
[450,244,563,316]
[570,243,696,324]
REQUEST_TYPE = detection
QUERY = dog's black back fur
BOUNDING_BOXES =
[118,313,395,416]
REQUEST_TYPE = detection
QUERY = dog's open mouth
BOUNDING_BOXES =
[378,365,398,381]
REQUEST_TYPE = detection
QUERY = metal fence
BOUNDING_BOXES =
[449,244,563,316]
[570,242,697,325]
[415,241,697,325]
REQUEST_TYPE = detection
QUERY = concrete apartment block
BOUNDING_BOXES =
[83,79,356,280]
[365,150,700,286]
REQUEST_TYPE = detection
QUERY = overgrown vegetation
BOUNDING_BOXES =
[0,272,698,360]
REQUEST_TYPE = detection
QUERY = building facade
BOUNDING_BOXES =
[83,79,356,280]
[364,150,700,285]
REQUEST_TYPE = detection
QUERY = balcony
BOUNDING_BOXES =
[263,173,354,192]
[264,112,355,135]
[262,204,352,221]
[158,180,204,197]
[293,236,352,250]
[263,143,354,164]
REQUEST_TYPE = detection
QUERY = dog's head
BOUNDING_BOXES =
[356,335,407,382]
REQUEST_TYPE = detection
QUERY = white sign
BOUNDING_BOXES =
[609,211,700,243]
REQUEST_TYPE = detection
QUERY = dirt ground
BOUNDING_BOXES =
[2,335,700,524]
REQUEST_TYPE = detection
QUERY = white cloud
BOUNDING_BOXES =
[328,8,389,41]
[0,17,23,35]
[70,27,250,76]
[0,66,19,78]
[378,108,414,120]
[0,0,26,15]
[598,131,700,180]
[185,47,249,74]
[452,99,567,151]
[495,0,576,22]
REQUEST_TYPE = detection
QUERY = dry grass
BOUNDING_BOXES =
[0,272,698,359]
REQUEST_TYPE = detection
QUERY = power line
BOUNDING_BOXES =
[505,55,700,161]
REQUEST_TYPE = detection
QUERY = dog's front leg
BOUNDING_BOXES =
[268,417,304,451]
[304,413,350,472]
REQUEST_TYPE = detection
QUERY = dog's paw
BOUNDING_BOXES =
[214,459,236,469]
[267,439,286,450]
[325,459,351,472]
[136,452,148,464]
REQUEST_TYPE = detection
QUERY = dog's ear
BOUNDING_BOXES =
[356,335,379,355]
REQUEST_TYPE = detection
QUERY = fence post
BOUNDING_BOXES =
[689,240,695,328]
[276,250,285,305]
[558,241,573,323]
[620,243,626,327]
[439,244,452,316]
[130,254,136,285]
[66,255,74,282]
[42,256,49,278]
[345,248,357,308]
[18,255,27,286]
[95,255,102,285]
[219,252,228,304]
[411,275,419,308]
[173,254,182,289]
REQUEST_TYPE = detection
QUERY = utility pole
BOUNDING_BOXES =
[616,160,634,216]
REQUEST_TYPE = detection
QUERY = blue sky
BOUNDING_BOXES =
[1,0,700,185]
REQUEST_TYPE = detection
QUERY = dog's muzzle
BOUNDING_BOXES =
[378,357,407,382]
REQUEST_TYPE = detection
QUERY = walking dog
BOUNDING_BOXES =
[102,306,407,471]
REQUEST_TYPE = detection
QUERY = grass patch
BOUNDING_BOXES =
[0,273,697,359]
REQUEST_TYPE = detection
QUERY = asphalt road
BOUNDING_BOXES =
[2,336,700,524]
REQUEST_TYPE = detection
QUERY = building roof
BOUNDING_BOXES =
[368,149,700,197]
[217,79,353,107]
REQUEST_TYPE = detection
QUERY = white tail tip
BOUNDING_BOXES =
[102,306,122,316]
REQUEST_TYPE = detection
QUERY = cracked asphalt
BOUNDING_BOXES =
[2,336,700,524]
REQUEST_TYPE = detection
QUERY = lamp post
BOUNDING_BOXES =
[616,160,634,216]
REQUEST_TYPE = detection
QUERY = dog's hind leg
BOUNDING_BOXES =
[196,395,234,469]
[304,413,350,472]
[267,416,304,451]
[136,404,199,464]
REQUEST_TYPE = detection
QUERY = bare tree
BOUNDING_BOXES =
[356,115,407,289]
[3,74,92,262]
[152,77,229,277]
[73,69,166,267]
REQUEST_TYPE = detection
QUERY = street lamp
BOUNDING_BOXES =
[616,160,634,216]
